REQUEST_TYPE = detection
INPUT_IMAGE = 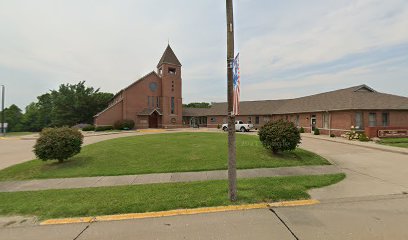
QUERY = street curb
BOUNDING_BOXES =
[40,199,319,225]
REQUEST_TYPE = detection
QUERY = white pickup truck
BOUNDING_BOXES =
[222,120,254,132]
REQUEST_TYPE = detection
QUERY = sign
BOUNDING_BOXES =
[378,129,408,138]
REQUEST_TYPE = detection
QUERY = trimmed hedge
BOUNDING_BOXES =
[34,127,84,163]
[258,119,301,154]
[82,125,95,131]
[95,125,114,132]
[114,120,135,130]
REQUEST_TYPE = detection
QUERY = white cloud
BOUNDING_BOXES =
[0,0,407,108]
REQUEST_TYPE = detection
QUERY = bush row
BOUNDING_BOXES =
[80,120,135,132]
[95,125,114,132]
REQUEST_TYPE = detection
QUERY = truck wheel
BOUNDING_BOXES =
[240,127,246,132]
[223,126,228,131]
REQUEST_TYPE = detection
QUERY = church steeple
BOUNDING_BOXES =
[157,44,182,68]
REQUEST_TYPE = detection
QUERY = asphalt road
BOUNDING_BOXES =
[1,132,408,239]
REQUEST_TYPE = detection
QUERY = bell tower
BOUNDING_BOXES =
[157,44,183,128]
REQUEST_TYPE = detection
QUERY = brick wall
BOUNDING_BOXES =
[94,101,123,126]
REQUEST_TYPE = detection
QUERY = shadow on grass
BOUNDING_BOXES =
[40,156,92,171]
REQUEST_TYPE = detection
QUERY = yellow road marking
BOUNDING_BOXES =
[268,199,320,207]
[40,200,319,225]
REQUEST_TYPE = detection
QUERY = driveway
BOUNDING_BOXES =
[300,136,408,199]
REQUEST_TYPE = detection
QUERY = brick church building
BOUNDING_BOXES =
[94,45,183,128]
[95,44,408,137]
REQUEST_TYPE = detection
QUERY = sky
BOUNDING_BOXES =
[0,0,407,110]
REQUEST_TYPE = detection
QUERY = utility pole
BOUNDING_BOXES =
[1,85,4,136]
[226,0,237,201]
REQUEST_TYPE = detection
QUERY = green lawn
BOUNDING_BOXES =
[379,138,408,148]
[0,174,345,220]
[0,132,330,181]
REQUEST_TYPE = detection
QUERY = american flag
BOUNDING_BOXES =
[233,53,240,115]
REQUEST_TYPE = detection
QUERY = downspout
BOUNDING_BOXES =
[327,111,331,136]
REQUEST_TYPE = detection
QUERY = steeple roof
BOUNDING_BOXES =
[157,44,182,68]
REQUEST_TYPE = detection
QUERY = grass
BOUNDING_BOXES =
[378,138,408,148]
[0,174,345,220]
[0,132,330,181]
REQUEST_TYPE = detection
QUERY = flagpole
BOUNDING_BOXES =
[226,0,237,201]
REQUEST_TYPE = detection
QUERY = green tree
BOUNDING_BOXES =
[1,104,23,132]
[20,103,41,132]
[183,102,211,108]
[36,93,53,128]
[50,81,113,126]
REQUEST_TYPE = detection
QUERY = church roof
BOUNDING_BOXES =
[183,84,408,116]
[157,44,182,68]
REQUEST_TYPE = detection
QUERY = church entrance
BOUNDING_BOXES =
[149,111,159,128]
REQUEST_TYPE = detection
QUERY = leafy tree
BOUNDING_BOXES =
[4,82,112,132]
[258,119,301,154]
[36,93,53,128]
[183,102,211,108]
[50,81,113,126]
[1,104,23,132]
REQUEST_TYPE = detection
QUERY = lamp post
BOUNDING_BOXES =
[1,85,4,136]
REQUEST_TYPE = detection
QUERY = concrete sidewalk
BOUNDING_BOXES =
[0,165,341,192]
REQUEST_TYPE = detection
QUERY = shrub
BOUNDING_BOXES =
[114,120,135,130]
[330,133,336,138]
[95,125,114,132]
[258,119,301,154]
[358,133,369,142]
[82,125,95,131]
[314,128,320,135]
[217,124,221,129]
[34,127,84,163]
[299,127,305,133]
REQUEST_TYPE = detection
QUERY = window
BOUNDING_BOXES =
[355,112,363,129]
[264,116,270,123]
[210,117,216,123]
[171,97,175,114]
[382,112,389,126]
[156,97,160,108]
[223,117,227,123]
[368,113,377,127]
[168,67,176,75]
[159,68,163,76]
[323,112,329,129]
[147,96,150,107]
[255,116,260,124]
[295,115,300,127]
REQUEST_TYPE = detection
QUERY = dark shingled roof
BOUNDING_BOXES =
[199,85,408,116]
[182,108,211,117]
[157,44,182,68]
[138,108,163,116]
